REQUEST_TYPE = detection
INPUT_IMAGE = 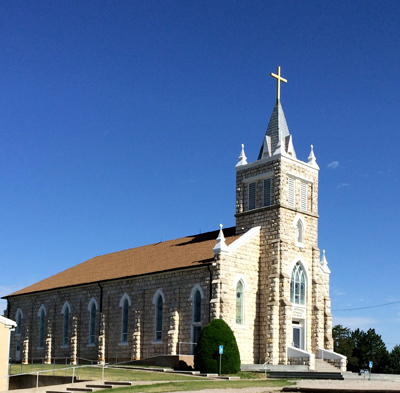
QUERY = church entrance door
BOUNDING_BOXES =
[191,325,202,354]
[292,327,301,349]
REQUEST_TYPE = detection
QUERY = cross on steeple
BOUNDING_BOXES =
[271,66,287,101]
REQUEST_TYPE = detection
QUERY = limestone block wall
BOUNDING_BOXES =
[217,230,260,364]
[235,154,332,364]
[7,266,212,362]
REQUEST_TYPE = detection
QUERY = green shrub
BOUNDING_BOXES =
[194,319,240,374]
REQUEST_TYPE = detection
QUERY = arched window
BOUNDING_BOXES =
[121,298,129,342]
[290,262,306,305]
[15,309,23,335]
[63,307,69,346]
[119,293,131,343]
[38,306,46,348]
[193,289,201,323]
[89,303,96,345]
[61,302,71,347]
[236,280,244,324]
[296,220,303,244]
[155,295,163,341]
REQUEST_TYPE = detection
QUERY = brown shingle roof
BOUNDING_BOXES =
[6,227,239,298]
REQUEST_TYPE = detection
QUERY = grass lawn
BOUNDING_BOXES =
[106,379,294,393]
[10,365,294,391]
[9,364,203,381]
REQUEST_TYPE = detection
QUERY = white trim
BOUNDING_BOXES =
[232,274,249,291]
[61,301,71,315]
[37,304,47,317]
[235,154,278,171]
[119,292,132,307]
[15,308,23,320]
[242,171,274,183]
[152,289,165,304]
[292,214,307,230]
[190,284,204,300]
[226,226,261,254]
[87,297,98,311]
[287,172,313,184]
[236,152,319,172]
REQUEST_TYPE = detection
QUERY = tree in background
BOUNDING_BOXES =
[352,328,388,373]
[384,345,400,374]
[333,325,354,360]
[333,325,389,373]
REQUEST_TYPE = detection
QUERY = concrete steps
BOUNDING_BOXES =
[104,381,133,386]
[315,359,340,373]
[268,371,344,380]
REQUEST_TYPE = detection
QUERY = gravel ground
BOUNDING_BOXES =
[171,378,400,393]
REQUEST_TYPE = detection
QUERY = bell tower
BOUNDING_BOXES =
[234,67,332,365]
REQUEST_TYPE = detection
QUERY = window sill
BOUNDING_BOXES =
[234,324,247,330]
[37,347,44,350]
[295,242,304,248]
[60,345,68,349]
[152,340,163,345]
[87,343,95,348]
[118,342,129,346]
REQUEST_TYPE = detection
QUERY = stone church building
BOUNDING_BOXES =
[3,68,343,369]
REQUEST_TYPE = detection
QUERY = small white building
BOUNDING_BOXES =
[0,315,17,391]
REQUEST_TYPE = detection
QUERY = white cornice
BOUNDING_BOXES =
[242,171,274,183]
[236,153,319,172]
[226,226,261,253]
[287,172,313,184]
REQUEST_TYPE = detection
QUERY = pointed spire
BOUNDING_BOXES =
[307,145,319,169]
[235,144,248,167]
[285,135,296,158]
[320,250,331,274]
[258,101,291,159]
[213,224,229,255]
[260,135,272,159]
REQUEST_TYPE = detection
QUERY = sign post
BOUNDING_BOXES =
[369,361,373,381]
[219,345,223,376]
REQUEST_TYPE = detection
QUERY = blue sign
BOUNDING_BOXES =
[369,361,373,368]
[219,345,223,354]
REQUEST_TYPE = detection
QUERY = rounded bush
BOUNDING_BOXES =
[194,319,240,374]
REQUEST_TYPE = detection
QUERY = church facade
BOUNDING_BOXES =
[4,68,338,368]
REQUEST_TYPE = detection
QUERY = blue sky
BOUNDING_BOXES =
[1,1,399,349]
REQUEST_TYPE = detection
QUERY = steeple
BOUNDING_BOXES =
[258,67,296,160]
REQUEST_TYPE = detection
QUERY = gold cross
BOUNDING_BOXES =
[271,66,287,101]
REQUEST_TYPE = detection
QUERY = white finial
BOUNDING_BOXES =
[320,249,331,274]
[235,144,248,167]
[307,145,319,169]
[213,223,228,255]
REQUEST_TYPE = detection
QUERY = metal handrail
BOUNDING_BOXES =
[178,342,197,355]
[262,358,273,378]
[4,363,107,389]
